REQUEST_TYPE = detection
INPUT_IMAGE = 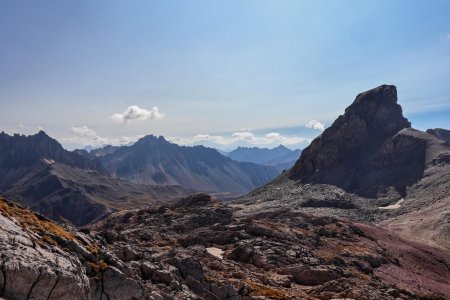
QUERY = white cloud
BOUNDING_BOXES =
[168,131,312,146]
[305,120,325,131]
[64,125,144,147]
[64,127,312,150]
[168,134,231,145]
[71,125,100,139]
[111,105,165,124]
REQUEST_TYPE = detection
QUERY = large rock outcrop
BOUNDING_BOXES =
[290,85,422,198]
[0,199,90,299]
[0,198,147,300]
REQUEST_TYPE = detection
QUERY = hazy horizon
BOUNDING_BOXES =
[1,1,449,150]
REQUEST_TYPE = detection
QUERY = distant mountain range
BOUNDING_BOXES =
[226,145,301,171]
[95,135,279,194]
[0,131,284,225]
[0,131,188,226]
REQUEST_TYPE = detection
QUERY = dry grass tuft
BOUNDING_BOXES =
[86,243,101,255]
[245,280,291,300]
[89,260,109,273]
[0,198,77,245]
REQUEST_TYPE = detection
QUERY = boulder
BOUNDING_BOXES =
[177,193,213,207]
[0,212,90,300]
[90,266,144,300]
[292,266,339,285]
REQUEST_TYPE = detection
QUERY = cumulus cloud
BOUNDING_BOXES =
[169,134,231,145]
[71,125,100,139]
[111,106,165,124]
[305,120,325,131]
[168,131,311,146]
[64,125,143,147]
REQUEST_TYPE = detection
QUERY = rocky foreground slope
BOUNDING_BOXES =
[1,194,449,299]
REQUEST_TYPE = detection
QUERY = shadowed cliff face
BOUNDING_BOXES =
[289,85,424,198]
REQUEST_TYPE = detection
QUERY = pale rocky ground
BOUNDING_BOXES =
[0,203,90,299]
[2,191,450,299]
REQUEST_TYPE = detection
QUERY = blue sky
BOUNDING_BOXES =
[0,0,449,150]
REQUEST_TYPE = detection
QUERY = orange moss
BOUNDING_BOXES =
[89,260,109,273]
[245,280,291,300]
[40,235,57,246]
[0,198,78,245]
[86,243,101,255]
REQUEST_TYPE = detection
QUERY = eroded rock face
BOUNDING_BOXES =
[290,85,424,197]
[0,206,90,299]
[0,198,146,300]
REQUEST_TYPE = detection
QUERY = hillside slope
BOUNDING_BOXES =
[0,132,189,226]
[100,135,279,194]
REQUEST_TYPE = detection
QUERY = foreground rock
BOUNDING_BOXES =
[90,193,450,299]
[0,198,144,300]
[2,192,450,299]
[0,199,90,299]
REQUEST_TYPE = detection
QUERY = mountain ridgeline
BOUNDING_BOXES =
[226,145,301,172]
[98,135,279,194]
[0,131,188,226]
[0,132,282,225]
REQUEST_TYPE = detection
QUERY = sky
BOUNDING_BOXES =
[0,0,449,150]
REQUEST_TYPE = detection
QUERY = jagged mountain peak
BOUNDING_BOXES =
[275,144,288,149]
[288,85,429,198]
[291,84,411,181]
[341,85,410,135]
[134,134,171,147]
[0,131,108,186]
[100,135,279,194]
